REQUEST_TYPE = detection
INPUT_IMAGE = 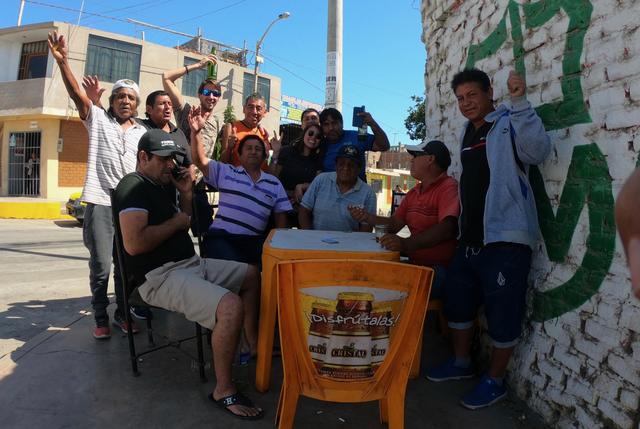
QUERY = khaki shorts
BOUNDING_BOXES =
[137,255,247,330]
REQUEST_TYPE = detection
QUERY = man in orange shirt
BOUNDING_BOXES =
[220,93,272,170]
[349,140,459,297]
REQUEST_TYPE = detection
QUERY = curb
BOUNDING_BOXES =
[0,201,73,220]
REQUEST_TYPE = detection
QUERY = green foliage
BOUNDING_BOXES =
[223,105,236,124]
[404,95,426,142]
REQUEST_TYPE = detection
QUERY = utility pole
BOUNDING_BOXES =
[325,0,342,111]
[17,0,26,26]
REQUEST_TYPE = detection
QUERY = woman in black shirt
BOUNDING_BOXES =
[269,124,324,224]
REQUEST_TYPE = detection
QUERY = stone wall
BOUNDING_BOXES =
[420,0,640,427]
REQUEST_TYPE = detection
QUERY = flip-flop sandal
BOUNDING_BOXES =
[208,392,265,421]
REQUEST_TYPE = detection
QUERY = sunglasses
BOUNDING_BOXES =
[201,88,221,97]
[306,130,322,139]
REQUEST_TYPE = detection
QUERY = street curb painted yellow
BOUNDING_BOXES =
[0,202,73,220]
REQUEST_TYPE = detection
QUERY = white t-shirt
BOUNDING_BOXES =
[80,105,146,206]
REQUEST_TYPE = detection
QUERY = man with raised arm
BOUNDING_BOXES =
[48,31,146,339]
[113,129,263,420]
[163,55,222,232]
[319,107,390,181]
[426,68,551,410]
[190,106,291,265]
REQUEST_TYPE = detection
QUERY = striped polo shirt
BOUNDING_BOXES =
[81,105,146,206]
[205,161,292,235]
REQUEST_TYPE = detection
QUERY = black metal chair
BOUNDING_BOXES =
[110,189,207,380]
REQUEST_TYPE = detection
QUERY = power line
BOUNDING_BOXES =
[24,0,131,24]
[164,0,250,27]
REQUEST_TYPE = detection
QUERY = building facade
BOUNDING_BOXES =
[0,21,282,200]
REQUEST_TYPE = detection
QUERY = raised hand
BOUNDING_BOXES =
[187,105,207,133]
[357,111,376,126]
[82,75,105,106]
[198,53,218,69]
[269,130,282,154]
[47,31,68,63]
[507,70,526,98]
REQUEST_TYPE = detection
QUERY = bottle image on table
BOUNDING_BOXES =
[307,299,336,371]
[207,46,218,80]
[322,292,373,379]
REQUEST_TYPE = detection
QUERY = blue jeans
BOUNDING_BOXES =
[83,203,124,326]
[203,229,265,266]
[444,243,532,347]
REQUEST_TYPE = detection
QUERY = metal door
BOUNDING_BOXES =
[8,131,41,196]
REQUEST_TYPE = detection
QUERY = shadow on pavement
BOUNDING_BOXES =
[0,306,549,428]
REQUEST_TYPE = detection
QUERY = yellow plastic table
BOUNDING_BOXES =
[256,229,400,392]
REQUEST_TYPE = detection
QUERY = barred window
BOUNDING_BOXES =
[242,72,270,110]
[183,57,206,98]
[85,35,141,83]
[18,41,48,80]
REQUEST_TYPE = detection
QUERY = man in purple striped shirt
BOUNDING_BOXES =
[189,107,292,265]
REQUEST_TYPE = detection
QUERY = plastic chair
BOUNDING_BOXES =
[275,259,433,429]
[110,189,207,380]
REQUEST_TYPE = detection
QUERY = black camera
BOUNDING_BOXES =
[171,147,189,180]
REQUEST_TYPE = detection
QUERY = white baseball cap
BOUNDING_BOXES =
[111,79,140,97]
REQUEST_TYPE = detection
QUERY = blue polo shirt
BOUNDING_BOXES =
[322,130,374,180]
[300,172,376,232]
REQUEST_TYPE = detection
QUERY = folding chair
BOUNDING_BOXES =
[110,189,207,380]
[275,259,433,429]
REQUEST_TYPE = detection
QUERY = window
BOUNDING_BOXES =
[18,41,48,80]
[242,72,271,110]
[85,35,141,83]
[182,57,206,98]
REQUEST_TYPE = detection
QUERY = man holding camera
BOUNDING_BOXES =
[113,128,263,419]
[319,107,390,181]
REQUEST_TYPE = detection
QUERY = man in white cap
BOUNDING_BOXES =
[48,31,146,339]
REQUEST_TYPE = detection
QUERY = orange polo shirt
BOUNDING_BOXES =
[230,120,271,171]
[393,173,460,267]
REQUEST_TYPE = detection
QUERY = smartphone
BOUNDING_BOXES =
[352,106,365,128]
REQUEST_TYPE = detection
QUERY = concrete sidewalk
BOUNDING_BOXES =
[0,305,548,429]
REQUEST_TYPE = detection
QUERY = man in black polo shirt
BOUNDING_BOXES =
[113,129,263,420]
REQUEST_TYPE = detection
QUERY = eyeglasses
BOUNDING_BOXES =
[201,88,221,97]
[306,130,322,139]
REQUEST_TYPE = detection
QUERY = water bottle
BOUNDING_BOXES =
[207,46,218,80]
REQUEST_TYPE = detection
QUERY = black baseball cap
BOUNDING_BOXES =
[335,144,361,164]
[405,140,451,169]
[138,129,185,157]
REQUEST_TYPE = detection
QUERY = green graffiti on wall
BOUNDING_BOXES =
[466,0,593,131]
[529,145,615,321]
[464,0,617,321]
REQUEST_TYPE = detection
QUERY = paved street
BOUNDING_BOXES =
[0,219,91,359]
[0,219,548,428]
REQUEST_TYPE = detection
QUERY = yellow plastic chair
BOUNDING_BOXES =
[275,259,433,429]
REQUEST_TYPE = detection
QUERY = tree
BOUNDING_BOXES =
[404,95,426,141]
[223,105,236,124]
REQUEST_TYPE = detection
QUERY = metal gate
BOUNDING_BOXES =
[8,131,41,196]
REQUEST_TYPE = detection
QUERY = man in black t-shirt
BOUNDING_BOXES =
[113,129,263,420]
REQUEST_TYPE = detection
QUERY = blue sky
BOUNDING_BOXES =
[5,0,426,145]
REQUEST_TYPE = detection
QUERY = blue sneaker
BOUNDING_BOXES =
[460,375,507,409]
[425,358,474,382]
